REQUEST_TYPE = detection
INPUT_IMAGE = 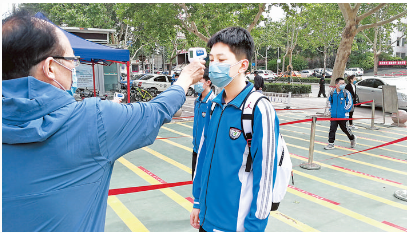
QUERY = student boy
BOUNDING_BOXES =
[190,27,279,232]
[324,77,356,150]
[192,68,215,180]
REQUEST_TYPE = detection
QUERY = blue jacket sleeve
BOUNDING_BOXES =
[244,98,278,232]
[192,104,211,209]
[97,85,186,161]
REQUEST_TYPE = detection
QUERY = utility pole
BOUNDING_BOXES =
[266,46,270,70]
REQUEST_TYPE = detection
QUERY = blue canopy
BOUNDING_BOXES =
[34,12,129,62]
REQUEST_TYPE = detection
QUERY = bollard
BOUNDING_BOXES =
[370,99,378,130]
[300,116,321,170]
[286,92,291,109]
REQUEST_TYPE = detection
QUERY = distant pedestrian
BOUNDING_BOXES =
[318,74,327,97]
[254,70,264,93]
[324,77,356,150]
[345,75,358,129]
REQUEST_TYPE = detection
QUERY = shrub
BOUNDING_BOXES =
[264,82,311,94]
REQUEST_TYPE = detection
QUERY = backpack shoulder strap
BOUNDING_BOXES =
[241,89,269,172]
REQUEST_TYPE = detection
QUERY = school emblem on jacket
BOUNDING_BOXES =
[229,127,241,140]
[202,112,206,117]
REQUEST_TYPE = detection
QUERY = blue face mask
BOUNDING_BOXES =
[209,61,241,88]
[339,84,346,90]
[194,82,205,93]
[52,59,78,96]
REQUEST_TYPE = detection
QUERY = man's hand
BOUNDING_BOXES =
[111,98,122,104]
[190,208,200,229]
[174,60,205,94]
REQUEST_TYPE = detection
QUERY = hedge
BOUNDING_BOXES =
[274,77,331,84]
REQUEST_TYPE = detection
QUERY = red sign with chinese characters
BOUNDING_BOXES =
[378,61,407,66]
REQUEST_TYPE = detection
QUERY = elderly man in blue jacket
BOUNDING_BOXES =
[324,77,356,150]
[2,10,205,232]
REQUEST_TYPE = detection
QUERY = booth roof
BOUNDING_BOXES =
[34,12,129,62]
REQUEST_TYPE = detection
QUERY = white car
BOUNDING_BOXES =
[349,67,364,76]
[344,68,357,77]
[356,76,407,110]
[134,74,173,93]
[246,70,277,81]
[300,69,314,78]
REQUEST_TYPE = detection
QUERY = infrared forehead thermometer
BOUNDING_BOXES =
[114,92,124,100]
[188,47,207,63]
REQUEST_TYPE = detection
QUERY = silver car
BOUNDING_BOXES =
[356,76,407,110]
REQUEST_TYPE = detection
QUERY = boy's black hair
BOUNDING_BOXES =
[203,68,212,87]
[335,77,344,84]
[207,27,254,62]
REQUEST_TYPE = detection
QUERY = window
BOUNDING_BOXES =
[396,52,401,58]
[397,40,400,46]
[358,79,374,88]
[167,76,172,82]
[154,76,167,82]
[373,79,384,88]
[402,38,406,47]
[401,53,406,58]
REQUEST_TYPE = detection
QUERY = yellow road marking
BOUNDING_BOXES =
[161,126,193,138]
[283,127,407,155]
[142,147,192,174]
[290,154,407,189]
[159,138,193,152]
[284,132,407,164]
[270,211,319,232]
[177,122,194,129]
[107,196,149,232]
[280,115,406,147]
[117,157,193,212]
[287,188,404,232]
[292,169,407,209]
[286,142,407,175]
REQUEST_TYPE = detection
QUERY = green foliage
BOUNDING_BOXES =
[264,82,311,94]
[348,52,374,71]
[274,77,331,84]
[267,55,308,72]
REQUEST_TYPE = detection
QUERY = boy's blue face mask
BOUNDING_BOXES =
[194,82,205,93]
[209,61,242,88]
[339,84,346,90]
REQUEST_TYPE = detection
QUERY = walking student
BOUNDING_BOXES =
[192,68,215,180]
[325,77,356,150]
[190,27,280,232]
[345,75,358,129]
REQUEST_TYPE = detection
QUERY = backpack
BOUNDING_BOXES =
[210,89,293,211]
[329,89,354,112]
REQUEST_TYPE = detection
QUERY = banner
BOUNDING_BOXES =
[378,61,406,66]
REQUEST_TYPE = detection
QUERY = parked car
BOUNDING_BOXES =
[120,74,147,89]
[246,70,277,81]
[349,67,364,76]
[355,76,407,110]
[344,68,357,77]
[300,69,314,78]
[134,74,173,94]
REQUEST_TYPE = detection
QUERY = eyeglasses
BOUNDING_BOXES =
[52,56,81,67]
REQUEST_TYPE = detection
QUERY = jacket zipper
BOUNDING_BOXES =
[201,104,226,227]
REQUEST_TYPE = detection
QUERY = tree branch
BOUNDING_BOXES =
[177,3,210,42]
[357,10,407,33]
[247,3,266,32]
[338,3,353,21]
[361,31,373,45]
[356,3,386,24]
[353,3,362,13]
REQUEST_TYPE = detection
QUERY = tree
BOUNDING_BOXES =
[332,3,406,85]
[361,10,407,76]
[300,3,343,75]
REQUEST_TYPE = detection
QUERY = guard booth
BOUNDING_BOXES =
[382,85,400,124]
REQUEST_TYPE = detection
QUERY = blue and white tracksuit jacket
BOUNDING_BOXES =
[192,90,216,154]
[327,89,353,118]
[193,82,280,232]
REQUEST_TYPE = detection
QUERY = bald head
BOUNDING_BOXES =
[2,10,65,80]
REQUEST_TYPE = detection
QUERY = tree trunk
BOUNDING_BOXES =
[281,54,286,74]
[288,48,293,70]
[323,45,327,75]
[373,52,380,76]
[331,23,357,86]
